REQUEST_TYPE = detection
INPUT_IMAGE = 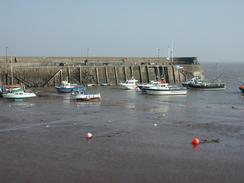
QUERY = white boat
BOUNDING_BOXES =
[2,88,36,99]
[119,78,138,90]
[137,80,161,92]
[182,77,202,87]
[71,90,101,101]
[143,83,187,95]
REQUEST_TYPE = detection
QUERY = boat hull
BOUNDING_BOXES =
[144,88,187,95]
[56,85,84,93]
[2,93,36,99]
[71,93,101,101]
[119,84,137,90]
[187,83,225,90]
[56,87,74,93]
[55,81,84,93]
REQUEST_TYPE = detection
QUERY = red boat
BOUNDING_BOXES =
[240,83,244,94]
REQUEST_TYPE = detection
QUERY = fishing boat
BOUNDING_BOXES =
[182,77,202,87]
[55,81,84,93]
[137,80,162,93]
[119,77,138,90]
[239,83,244,94]
[2,88,36,99]
[187,82,225,90]
[143,83,187,95]
[71,88,101,101]
[183,77,225,90]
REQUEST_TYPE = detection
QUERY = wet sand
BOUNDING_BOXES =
[0,86,244,183]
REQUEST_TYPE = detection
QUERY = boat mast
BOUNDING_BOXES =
[171,40,174,64]
[10,56,13,85]
[171,40,176,83]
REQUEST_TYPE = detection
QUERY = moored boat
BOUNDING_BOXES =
[187,82,225,90]
[55,81,84,93]
[137,80,161,93]
[183,77,225,90]
[71,89,101,101]
[0,84,22,97]
[143,83,187,95]
[2,88,36,99]
[119,78,138,90]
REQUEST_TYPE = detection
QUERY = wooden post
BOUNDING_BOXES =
[130,65,134,77]
[105,66,109,84]
[164,67,169,83]
[172,65,176,83]
[157,66,160,80]
[139,65,142,83]
[160,66,165,79]
[95,67,99,84]
[178,70,181,83]
[5,73,8,85]
[67,67,70,82]
[146,65,150,83]
[114,66,118,85]
[60,70,63,83]
[123,66,127,81]
[54,75,56,86]
[79,67,82,83]
[153,66,158,80]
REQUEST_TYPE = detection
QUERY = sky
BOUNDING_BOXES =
[0,0,244,62]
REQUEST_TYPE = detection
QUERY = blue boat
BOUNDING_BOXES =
[55,81,85,93]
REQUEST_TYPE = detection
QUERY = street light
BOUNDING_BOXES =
[157,48,160,60]
[5,46,8,63]
[86,48,90,58]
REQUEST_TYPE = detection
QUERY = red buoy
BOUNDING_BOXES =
[192,137,200,145]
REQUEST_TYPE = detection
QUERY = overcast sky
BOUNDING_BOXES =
[0,0,243,62]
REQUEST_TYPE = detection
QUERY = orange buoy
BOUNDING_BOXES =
[192,137,200,145]
[86,132,93,139]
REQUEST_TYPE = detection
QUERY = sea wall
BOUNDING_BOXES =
[0,56,204,87]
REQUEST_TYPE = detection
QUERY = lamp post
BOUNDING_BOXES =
[5,46,8,63]
[171,41,174,65]
[86,48,89,58]
[157,48,160,61]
